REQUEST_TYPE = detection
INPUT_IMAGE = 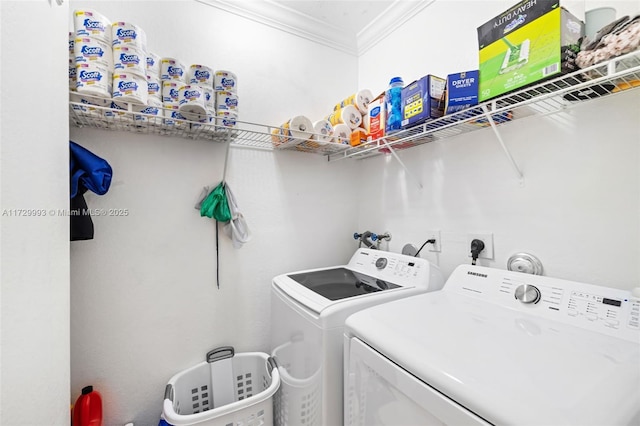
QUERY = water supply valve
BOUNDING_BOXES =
[353,231,391,249]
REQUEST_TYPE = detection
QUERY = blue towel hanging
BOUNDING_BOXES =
[69,141,113,241]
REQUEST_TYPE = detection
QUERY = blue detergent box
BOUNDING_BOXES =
[401,74,446,128]
[445,70,479,114]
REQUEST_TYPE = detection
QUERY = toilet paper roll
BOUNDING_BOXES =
[76,62,112,99]
[191,113,216,135]
[70,93,109,120]
[187,65,214,87]
[74,9,111,42]
[74,37,113,69]
[161,58,186,82]
[214,70,237,92]
[147,74,161,101]
[69,32,75,59]
[163,102,188,129]
[311,120,333,142]
[111,22,147,50]
[326,104,362,129]
[216,111,237,129]
[332,123,352,144]
[271,115,313,146]
[334,89,374,114]
[70,92,110,107]
[104,101,134,125]
[178,85,208,121]
[215,91,238,112]
[162,81,182,103]
[133,102,162,125]
[202,86,215,112]
[69,59,77,91]
[113,45,146,77]
[146,52,161,77]
[112,73,148,105]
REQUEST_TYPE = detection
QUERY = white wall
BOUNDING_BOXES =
[0,1,71,425]
[69,1,360,425]
[357,0,640,288]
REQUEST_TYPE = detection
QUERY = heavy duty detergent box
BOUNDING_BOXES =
[445,70,479,114]
[477,0,584,102]
[401,75,446,128]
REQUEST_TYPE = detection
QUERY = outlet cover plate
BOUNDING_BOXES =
[427,230,441,252]
[467,233,494,259]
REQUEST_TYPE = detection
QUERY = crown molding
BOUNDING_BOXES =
[196,0,438,57]
[357,0,437,56]
[196,0,359,55]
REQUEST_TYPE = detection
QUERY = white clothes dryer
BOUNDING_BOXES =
[344,264,640,425]
[270,248,444,426]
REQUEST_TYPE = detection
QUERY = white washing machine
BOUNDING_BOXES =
[270,248,444,426]
[344,264,640,425]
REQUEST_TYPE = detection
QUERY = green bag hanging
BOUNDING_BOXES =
[200,182,231,222]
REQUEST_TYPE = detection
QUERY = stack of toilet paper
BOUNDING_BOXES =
[70,9,113,124]
[322,89,373,146]
[72,9,113,104]
[213,70,238,129]
[70,8,239,132]
[71,9,163,127]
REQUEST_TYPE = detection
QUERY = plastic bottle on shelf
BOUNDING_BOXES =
[385,76,404,134]
[72,385,103,426]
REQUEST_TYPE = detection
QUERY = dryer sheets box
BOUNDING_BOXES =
[477,0,584,102]
[445,70,479,114]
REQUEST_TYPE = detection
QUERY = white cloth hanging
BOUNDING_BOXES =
[222,183,252,249]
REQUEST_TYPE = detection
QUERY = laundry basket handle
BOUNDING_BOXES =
[164,384,174,402]
[206,346,235,363]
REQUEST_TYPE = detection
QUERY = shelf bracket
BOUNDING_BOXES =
[381,138,423,190]
[481,105,524,184]
[221,130,232,183]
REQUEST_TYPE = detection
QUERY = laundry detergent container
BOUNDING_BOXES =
[162,347,280,426]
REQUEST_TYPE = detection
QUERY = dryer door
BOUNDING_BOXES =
[345,337,490,426]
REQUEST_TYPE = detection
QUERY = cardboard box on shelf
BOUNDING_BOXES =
[477,0,584,102]
[366,93,386,142]
[401,75,446,128]
[350,128,367,147]
[445,70,479,114]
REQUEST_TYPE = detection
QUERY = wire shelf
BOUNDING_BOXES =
[328,49,640,161]
[69,94,352,155]
[69,50,640,159]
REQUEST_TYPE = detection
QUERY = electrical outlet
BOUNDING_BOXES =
[467,233,494,260]
[427,230,441,252]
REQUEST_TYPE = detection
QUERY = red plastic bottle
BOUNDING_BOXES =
[72,386,103,426]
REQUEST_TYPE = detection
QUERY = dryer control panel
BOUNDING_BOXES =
[445,265,640,342]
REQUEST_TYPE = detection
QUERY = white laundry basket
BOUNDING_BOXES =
[272,341,322,426]
[163,347,280,426]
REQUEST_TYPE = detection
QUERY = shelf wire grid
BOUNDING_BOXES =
[329,49,640,161]
[69,50,640,159]
[69,96,352,154]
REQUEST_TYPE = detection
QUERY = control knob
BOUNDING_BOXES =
[375,258,388,269]
[515,284,541,304]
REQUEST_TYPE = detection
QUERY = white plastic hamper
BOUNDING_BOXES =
[163,347,280,426]
[272,341,321,426]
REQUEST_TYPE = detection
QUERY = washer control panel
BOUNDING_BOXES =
[446,265,640,342]
[349,248,438,288]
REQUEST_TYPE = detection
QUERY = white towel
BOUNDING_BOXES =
[222,183,252,248]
